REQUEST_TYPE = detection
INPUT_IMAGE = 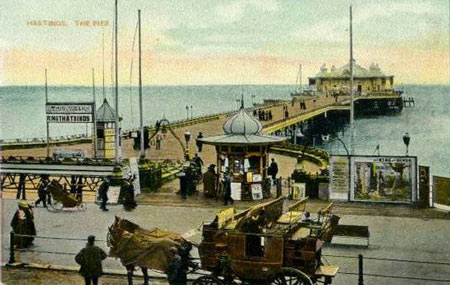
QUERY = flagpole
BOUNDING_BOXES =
[349,5,354,155]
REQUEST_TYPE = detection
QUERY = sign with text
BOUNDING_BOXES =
[46,102,94,124]
[329,155,350,200]
[350,156,417,203]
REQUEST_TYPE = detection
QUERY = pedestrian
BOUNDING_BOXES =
[75,235,107,285]
[285,109,289,119]
[122,175,137,211]
[178,169,188,200]
[35,176,49,208]
[166,247,187,285]
[70,175,77,194]
[11,201,36,248]
[76,176,84,201]
[203,164,217,198]
[268,158,278,185]
[223,168,234,205]
[16,174,26,200]
[193,153,204,171]
[156,135,162,150]
[196,132,204,152]
[268,110,272,120]
[98,177,110,211]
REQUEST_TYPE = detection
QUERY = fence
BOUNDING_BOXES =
[7,232,450,283]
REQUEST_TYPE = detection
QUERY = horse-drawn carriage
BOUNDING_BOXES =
[196,197,340,284]
[46,180,87,212]
[106,197,340,285]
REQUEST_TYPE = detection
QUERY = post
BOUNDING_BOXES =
[349,5,355,155]
[114,0,120,165]
[358,254,364,285]
[102,31,106,101]
[9,232,15,264]
[92,68,97,159]
[45,69,50,158]
[138,9,144,158]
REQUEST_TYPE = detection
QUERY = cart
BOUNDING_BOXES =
[195,197,340,284]
[46,180,87,212]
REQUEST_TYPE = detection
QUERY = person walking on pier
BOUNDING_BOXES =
[196,132,204,152]
[98,177,110,211]
[223,168,234,205]
[75,235,107,285]
[11,201,36,248]
[268,158,278,185]
[35,176,49,208]
[203,164,217,198]
[16,174,26,200]
[156,135,162,150]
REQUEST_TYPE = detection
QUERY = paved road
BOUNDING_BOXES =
[2,199,450,285]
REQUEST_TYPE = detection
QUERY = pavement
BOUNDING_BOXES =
[1,193,450,285]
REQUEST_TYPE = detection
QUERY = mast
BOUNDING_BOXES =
[114,0,120,164]
[138,9,144,158]
[45,69,49,157]
[92,68,97,159]
[299,64,302,93]
[349,5,354,155]
[102,31,106,100]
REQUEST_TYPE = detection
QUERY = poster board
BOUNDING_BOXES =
[251,183,263,200]
[292,183,306,200]
[107,185,121,204]
[433,176,450,210]
[129,157,141,196]
[350,156,417,203]
[329,155,350,200]
[231,182,241,201]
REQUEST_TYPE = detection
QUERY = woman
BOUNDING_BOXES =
[11,201,37,248]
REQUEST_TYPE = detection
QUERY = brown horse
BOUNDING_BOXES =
[107,216,189,285]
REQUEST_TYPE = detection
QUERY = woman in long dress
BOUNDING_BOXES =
[10,201,36,248]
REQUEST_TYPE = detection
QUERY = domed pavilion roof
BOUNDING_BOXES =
[223,107,263,135]
[198,100,287,146]
[96,98,116,122]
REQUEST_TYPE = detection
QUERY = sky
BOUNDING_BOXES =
[0,0,449,86]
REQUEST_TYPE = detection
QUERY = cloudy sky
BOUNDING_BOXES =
[0,0,448,85]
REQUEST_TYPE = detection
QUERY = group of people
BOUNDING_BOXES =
[97,175,138,212]
[298,99,307,110]
[283,105,290,119]
[253,109,273,121]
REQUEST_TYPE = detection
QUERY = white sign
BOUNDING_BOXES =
[47,114,93,123]
[46,103,93,114]
[107,185,121,204]
[329,156,350,200]
[251,184,263,200]
[231,182,241,201]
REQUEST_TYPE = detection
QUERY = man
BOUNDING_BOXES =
[98,177,110,211]
[269,158,278,185]
[11,201,36,248]
[196,132,204,152]
[223,168,234,205]
[16,174,26,200]
[203,164,217,198]
[193,153,204,179]
[35,176,49,207]
[156,135,162,150]
[75,235,107,285]
[166,247,187,285]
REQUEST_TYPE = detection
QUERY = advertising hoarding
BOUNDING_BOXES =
[433,176,450,210]
[350,156,417,203]
[46,102,94,123]
[329,155,350,200]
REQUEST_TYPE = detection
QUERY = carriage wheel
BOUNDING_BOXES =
[270,268,313,285]
[192,275,224,285]
[77,202,87,211]
[47,201,63,213]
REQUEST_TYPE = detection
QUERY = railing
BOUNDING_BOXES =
[322,253,450,284]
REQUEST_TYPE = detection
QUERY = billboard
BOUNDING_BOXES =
[46,102,94,123]
[350,156,417,203]
[433,176,450,209]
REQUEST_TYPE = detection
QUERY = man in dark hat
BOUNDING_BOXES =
[75,235,107,285]
[98,177,110,211]
[166,247,187,285]
[196,132,204,153]
[223,168,234,205]
[203,164,217,198]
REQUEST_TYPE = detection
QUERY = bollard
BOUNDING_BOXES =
[9,232,15,264]
[358,254,364,285]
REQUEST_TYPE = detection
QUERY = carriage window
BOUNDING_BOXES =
[246,234,264,257]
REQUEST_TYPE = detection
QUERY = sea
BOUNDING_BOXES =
[0,85,449,177]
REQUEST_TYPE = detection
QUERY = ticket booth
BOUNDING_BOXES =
[96,99,116,159]
[198,102,286,201]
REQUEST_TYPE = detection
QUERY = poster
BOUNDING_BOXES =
[292,183,306,200]
[433,176,450,210]
[251,183,263,200]
[329,155,350,200]
[350,156,417,203]
[230,182,241,201]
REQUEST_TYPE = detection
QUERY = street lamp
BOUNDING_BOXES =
[184,130,191,150]
[185,105,189,120]
[403,132,410,156]
[190,105,193,119]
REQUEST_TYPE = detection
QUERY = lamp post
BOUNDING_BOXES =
[185,105,189,120]
[251,94,256,106]
[403,132,410,156]
[184,130,191,152]
[190,105,193,119]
